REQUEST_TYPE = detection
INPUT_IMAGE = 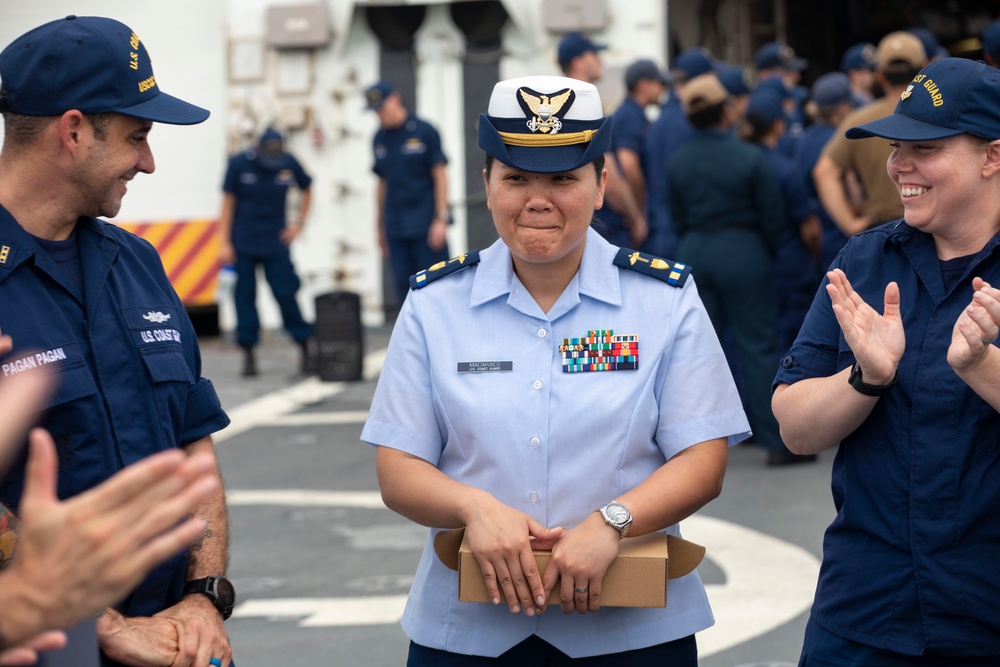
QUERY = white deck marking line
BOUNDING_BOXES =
[215,348,386,443]
[226,491,820,655]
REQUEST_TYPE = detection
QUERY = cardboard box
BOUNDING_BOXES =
[433,528,705,608]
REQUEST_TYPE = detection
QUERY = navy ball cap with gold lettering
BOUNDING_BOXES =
[846,57,1000,141]
[0,15,209,125]
[478,75,611,174]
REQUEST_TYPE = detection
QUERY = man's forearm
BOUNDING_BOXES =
[814,156,869,236]
[182,438,229,578]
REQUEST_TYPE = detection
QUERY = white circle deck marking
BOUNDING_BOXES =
[227,491,819,656]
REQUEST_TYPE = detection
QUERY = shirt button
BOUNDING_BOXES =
[530,436,541,447]
[529,491,539,504]
[532,380,542,390]
[537,328,547,338]
[781,355,795,369]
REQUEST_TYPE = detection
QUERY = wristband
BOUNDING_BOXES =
[848,361,895,397]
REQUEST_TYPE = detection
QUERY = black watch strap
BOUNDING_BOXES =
[848,361,895,397]
[183,576,236,620]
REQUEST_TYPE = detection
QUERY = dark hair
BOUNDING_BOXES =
[88,113,113,140]
[740,111,777,144]
[884,65,921,87]
[2,111,112,152]
[484,153,606,182]
[687,102,726,129]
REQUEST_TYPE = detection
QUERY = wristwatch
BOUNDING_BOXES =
[183,576,236,620]
[848,361,896,397]
[597,501,633,539]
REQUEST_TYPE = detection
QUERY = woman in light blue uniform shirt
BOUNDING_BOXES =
[362,75,750,666]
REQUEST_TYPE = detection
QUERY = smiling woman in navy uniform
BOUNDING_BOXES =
[773,58,1000,664]
[362,74,750,666]
[0,16,233,667]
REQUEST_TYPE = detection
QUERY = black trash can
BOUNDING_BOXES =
[314,291,364,382]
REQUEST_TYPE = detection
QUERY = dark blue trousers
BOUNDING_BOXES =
[408,634,697,666]
[234,250,312,347]
[800,619,1000,666]
[387,236,449,305]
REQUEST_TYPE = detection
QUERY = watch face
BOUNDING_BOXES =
[215,578,237,607]
[605,503,630,526]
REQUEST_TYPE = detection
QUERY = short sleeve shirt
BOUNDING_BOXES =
[821,97,904,224]
[774,222,1000,656]
[362,228,750,658]
[223,150,312,254]
[372,114,447,240]
[0,207,230,616]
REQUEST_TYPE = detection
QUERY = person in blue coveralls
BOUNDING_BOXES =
[365,81,450,311]
[610,58,669,232]
[795,72,857,271]
[362,74,750,665]
[643,47,715,260]
[742,89,821,377]
[667,74,791,466]
[754,42,809,158]
[840,42,877,107]
[773,57,1000,664]
[0,16,234,667]
[219,127,315,377]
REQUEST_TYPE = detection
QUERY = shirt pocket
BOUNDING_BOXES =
[0,343,98,487]
[121,305,192,379]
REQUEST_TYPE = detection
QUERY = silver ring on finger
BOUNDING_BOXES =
[574,586,588,594]
[982,335,997,345]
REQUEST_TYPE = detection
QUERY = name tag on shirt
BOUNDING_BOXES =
[457,361,513,373]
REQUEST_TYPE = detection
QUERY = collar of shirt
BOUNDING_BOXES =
[469,227,624,318]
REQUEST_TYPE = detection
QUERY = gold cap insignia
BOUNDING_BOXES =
[516,87,575,135]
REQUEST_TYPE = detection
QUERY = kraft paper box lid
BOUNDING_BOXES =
[433,528,706,608]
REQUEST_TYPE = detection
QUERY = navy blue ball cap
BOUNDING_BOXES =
[364,81,395,110]
[715,63,752,96]
[909,27,947,61]
[557,32,606,68]
[983,19,1000,60]
[841,42,877,72]
[746,89,785,124]
[673,47,715,80]
[754,42,808,72]
[0,15,209,125]
[478,75,611,174]
[846,58,1000,141]
[625,59,671,87]
[256,126,286,169]
[811,72,853,109]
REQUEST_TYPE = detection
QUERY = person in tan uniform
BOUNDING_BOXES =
[813,31,927,238]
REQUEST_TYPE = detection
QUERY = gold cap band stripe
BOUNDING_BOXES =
[498,129,598,147]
